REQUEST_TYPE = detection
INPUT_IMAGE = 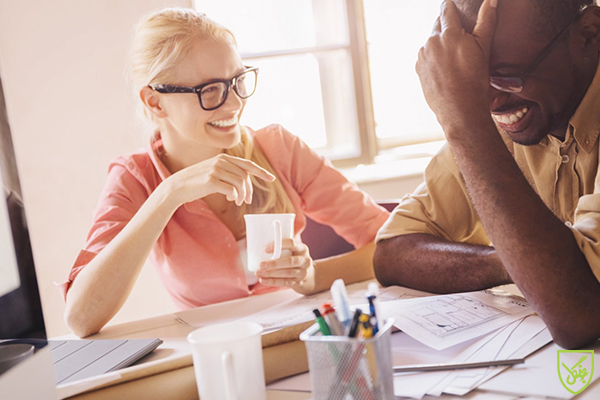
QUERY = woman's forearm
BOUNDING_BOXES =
[64,181,179,337]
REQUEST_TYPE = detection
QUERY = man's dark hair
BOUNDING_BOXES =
[455,0,597,38]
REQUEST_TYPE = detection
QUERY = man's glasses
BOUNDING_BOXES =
[149,67,258,111]
[489,18,578,93]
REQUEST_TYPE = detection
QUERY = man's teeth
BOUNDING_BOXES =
[492,107,529,125]
[209,117,238,128]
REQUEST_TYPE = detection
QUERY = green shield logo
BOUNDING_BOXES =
[557,350,594,395]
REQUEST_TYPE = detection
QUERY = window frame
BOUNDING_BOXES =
[193,0,444,168]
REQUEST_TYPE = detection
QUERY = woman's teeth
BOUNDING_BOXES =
[208,117,238,128]
[492,107,529,125]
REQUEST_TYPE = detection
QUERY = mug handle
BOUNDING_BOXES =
[221,352,238,400]
[271,220,282,260]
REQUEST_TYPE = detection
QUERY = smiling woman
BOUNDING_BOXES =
[60,8,389,338]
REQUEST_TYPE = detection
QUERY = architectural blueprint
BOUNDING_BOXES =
[384,290,533,350]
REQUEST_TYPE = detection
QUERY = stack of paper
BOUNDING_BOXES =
[266,287,557,399]
[383,290,552,399]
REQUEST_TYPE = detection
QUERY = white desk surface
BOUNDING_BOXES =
[59,286,600,400]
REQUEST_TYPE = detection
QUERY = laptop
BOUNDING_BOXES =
[0,66,162,389]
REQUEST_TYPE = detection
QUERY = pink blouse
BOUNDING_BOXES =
[60,125,389,310]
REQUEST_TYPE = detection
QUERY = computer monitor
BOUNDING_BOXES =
[0,66,56,398]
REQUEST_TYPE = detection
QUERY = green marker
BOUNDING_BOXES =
[313,309,331,336]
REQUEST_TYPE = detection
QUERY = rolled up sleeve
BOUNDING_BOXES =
[376,145,490,246]
[58,160,149,300]
[570,193,600,281]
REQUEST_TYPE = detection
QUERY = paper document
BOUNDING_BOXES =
[238,280,428,332]
[441,315,549,396]
[384,290,533,350]
[480,338,600,399]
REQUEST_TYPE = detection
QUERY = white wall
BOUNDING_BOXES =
[0,0,190,336]
[0,0,423,337]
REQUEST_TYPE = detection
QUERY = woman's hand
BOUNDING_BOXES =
[257,238,317,295]
[164,153,276,207]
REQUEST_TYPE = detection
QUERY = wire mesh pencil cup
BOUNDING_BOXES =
[300,318,395,400]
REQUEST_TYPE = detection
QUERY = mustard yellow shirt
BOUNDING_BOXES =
[377,64,600,280]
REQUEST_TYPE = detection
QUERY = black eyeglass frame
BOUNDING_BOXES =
[489,14,583,93]
[149,66,259,111]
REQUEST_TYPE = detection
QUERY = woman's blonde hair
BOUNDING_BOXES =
[130,8,294,216]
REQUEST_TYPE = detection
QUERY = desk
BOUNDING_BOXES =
[60,287,600,400]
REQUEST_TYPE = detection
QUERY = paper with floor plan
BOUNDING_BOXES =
[383,290,533,350]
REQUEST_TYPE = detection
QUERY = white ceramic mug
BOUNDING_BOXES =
[187,321,266,400]
[244,213,295,272]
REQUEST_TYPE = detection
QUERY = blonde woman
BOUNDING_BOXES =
[61,8,389,337]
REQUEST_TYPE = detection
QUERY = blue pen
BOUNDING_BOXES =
[367,295,379,335]
[368,282,383,331]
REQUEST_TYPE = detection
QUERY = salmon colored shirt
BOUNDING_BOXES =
[61,125,389,310]
[377,62,600,281]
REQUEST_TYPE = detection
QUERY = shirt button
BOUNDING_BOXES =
[565,221,573,227]
[561,155,570,163]
[225,237,233,247]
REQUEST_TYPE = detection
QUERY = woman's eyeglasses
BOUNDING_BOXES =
[149,67,258,111]
[489,16,579,93]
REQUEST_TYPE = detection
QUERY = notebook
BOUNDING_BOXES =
[49,338,163,384]
[0,337,163,385]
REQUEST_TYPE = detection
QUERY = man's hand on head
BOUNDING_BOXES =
[416,0,498,134]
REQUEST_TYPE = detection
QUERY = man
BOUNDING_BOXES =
[374,0,600,349]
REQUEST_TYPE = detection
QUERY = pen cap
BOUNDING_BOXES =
[321,303,345,336]
[368,282,384,322]
[330,279,351,324]
[368,282,380,297]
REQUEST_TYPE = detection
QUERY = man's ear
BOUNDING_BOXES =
[140,86,168,119]
[575,6,600,57]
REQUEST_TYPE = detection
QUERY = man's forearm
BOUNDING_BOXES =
[445,119,600,348]
[374,233,510,293]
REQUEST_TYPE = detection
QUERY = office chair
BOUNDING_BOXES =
[301,202,398,260]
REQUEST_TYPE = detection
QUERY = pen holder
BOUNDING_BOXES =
[300,318,395,400]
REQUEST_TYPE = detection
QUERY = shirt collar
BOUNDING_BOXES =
[569,60,600,153]
[148,131,172,182]
[148,131,214,215]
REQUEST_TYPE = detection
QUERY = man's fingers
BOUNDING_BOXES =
[440,0,463,32]
[472,0,498,57]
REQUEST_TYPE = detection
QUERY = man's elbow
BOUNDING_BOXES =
[374,238,406,287]
[548,324,600,350]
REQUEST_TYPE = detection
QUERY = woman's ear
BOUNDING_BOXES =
[140,86,168,118]
[576,6,600,57]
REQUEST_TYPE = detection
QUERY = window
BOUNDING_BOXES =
[194,0,444,167]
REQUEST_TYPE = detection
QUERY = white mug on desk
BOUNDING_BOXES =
[187,321,266,400]
[244,213,295,273]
